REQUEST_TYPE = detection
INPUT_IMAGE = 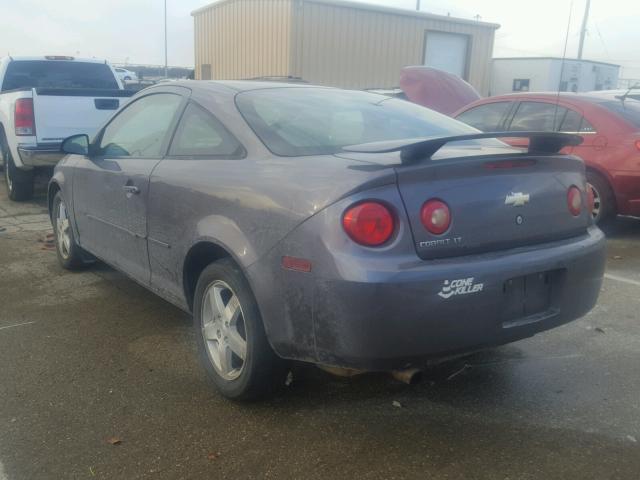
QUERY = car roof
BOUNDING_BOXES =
[1,56,110,64]
[159,80,333,96]
[208,80,330,92]
[478,91,637,105]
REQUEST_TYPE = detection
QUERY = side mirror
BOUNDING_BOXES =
[61,134,90,156]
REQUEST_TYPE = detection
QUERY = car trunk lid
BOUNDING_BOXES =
[395,154,590,259]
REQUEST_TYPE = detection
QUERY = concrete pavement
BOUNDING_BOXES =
[1,181,639,479]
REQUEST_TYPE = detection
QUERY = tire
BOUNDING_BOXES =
[2,138,34,201]
[193,259,286,400]
[587,171,615,225]
[52,191,88,270]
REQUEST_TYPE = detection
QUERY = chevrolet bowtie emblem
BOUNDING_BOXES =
[505,192,530,207]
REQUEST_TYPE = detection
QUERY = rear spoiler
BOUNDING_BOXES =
[343,132,583,165]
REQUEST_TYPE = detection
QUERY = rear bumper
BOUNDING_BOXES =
[611,170,640,217]
[310,227,606,370]
[17,144,64,167]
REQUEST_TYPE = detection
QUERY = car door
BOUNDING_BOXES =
[146,101,246,306]
[72,89,186,285]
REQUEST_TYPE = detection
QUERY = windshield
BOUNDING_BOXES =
[236,87,482,156]
[1,60,119,91]
[601,99,640,128]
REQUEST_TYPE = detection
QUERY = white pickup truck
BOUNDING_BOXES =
[0,56,134,200]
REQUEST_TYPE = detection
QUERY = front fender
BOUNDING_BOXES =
[48,156,79,237]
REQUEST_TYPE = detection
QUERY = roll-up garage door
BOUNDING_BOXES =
[424,31,469,79]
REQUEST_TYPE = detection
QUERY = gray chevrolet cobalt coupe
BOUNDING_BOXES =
[49,81,606,400]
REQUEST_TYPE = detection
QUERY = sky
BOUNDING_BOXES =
[1,0,639,79]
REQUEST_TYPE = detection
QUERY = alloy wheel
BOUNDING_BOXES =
[589,182,601,222]
[201,280,247,381]
[56,200,72,259]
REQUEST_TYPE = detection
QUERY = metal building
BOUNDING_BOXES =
[192,0,499,94]
[492,57,621,95]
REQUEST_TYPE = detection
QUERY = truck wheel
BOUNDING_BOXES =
[2,142,34,201]
[193,259,287,400]
[586,171,615,225]
[52,191,87,270]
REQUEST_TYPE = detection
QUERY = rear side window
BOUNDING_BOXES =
[236,88,478,157]
[579,118,596,132]
[601,100,640,128]
[169,103,244,157]
[557,109,597,133]
[99,93,183,158]
[509,102,568,132]
[455,102,511,131]
[1,60,119,91]
[557,109,582,132]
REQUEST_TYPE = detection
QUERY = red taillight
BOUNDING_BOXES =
[634,139,640,151]
[420,199,451,235]
[567,186,583,216]
[342,201,395,246]
[15,98,35,136]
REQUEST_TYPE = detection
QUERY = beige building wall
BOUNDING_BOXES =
[290,0,497,94]
[193,0,498,95]
[194,0,293,80]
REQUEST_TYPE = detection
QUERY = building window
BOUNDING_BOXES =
[512,79,530,92]
[559,81,569,92]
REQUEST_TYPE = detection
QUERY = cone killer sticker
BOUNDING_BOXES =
[437,277,484,299]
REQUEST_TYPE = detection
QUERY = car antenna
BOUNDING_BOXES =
[553,1,574,131]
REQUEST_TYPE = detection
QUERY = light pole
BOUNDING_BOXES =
[577,0,591,60]
[416,0,421,11]
[164,0,168,78]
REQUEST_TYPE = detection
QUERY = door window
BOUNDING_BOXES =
[509,102,568,132]
[169,103,244,157]
[455,102,512,132]
[99,93,183,157]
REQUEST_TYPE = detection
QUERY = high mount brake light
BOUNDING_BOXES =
[342,202,395,247]
[484,159,537,169]
[420,200,451,235]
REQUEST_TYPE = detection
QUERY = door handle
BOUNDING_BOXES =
[123,184,140,195]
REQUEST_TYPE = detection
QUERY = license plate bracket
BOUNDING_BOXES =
[501,271,556,325]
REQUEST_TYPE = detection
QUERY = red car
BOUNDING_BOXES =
[454,92,640,223]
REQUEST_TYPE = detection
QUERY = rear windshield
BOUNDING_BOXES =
[1,60,119,91]
[236,88,480,156]
[601,100,640,128]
